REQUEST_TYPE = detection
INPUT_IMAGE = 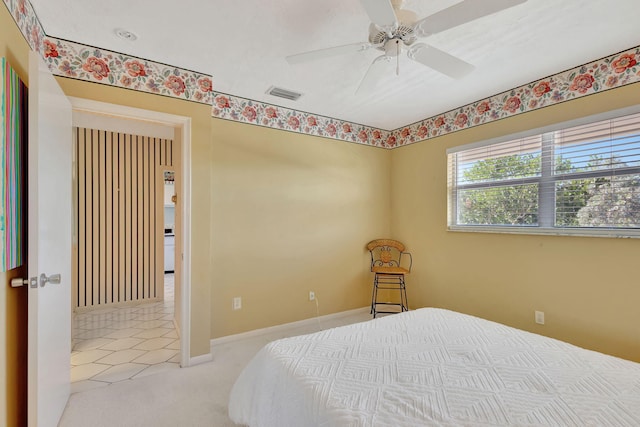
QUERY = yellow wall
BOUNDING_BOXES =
[210,119,390,336]
[391,83,640,363]
[1,5,29,426]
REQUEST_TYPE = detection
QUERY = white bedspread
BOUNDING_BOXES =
[228,308,640,426]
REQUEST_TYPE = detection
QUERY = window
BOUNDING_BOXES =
[447,110,640,237]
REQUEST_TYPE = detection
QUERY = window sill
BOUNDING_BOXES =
[447,225,640,239]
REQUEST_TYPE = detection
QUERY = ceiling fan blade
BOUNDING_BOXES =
[415,0,527,36]
[408,43,474,79]
[360,0,398,29]
[286,42,379,64]
[356,55,392,95]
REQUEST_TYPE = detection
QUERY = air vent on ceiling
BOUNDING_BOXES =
[266,86,302,101]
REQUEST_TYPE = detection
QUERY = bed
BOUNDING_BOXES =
[228,308,640,426]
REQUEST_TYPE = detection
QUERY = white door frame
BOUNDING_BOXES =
[67,97,193,366]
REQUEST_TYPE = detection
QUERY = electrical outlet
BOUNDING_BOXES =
[535,310,545,325]
[233,297,242,310]
[309,291,315,301]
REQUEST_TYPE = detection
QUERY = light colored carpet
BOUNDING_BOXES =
[59,309,372,427]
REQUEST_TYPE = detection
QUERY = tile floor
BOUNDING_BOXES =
[70,274,180,393]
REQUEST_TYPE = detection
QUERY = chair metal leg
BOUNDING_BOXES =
[370,273,408,318]
[400,275,408,312]
[370,275,378,315]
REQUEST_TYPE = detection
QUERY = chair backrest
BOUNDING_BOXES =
[366,239,408,271]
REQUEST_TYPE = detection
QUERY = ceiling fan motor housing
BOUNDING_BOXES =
[368,8,418,48]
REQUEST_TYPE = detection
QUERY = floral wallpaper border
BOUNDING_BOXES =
[3,0,45,54]
[211,93,390,148]
[391,46,640,148]
[2,0,213,105]
[42,37,213,105]
[4,0,640,148]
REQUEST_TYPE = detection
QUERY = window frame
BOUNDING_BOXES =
[447,105,640,239]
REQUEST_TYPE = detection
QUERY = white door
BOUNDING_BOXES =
[27,51,73,427]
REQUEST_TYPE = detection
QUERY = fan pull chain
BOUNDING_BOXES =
[396,40,400,76]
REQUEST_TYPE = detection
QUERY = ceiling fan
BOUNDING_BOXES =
[286,0,527,94]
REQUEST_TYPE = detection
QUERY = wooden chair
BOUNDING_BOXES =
[366,239,412,318]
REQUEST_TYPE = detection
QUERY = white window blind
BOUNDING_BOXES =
[448,110,640,236]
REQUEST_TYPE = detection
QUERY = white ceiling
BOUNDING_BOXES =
[29,0,640,130]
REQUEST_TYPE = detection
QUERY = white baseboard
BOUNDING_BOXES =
[210,306,370,348]
[184,352,213,367]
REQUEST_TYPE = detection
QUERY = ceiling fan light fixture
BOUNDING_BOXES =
[384,38,404,56]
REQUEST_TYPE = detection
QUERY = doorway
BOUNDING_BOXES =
[66,101,192,391]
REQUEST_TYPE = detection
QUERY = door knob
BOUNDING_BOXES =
[39,273,61,287]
